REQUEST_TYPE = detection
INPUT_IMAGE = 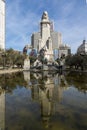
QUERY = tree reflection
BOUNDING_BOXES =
[65,72,87,93]
[0,72,27,94]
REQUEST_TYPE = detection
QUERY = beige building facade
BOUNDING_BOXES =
[58,44,71,59]
[77,40,87,54]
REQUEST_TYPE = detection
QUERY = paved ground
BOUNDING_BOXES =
[0,68,23,74]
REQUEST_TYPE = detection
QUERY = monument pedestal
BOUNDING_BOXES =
[23,57,30,70]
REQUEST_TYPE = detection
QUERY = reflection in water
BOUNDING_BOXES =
[29,72,69,128]
[65,72,87,93]
[0,88,5,130]
[0,71,87,130]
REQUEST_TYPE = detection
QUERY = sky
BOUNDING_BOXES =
[6,0,87,53]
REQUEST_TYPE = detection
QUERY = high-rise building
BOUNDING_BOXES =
[0,0,5,50]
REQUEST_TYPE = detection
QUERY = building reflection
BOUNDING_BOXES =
[0,87,5,130]
[23,71,68,128]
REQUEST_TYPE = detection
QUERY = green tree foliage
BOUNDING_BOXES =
[0,49,7,68]
[65,54,87,70]
[0,54,3,66]
[0,48,26,68]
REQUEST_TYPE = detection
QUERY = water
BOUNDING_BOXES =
[0,71,87,130]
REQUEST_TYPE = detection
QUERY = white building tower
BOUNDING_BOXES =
[0,0,5,50]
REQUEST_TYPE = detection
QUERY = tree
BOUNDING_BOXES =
[65,54,87,70]
[15,53,25,68]
[65,55,73,68]
[5,48,25,68]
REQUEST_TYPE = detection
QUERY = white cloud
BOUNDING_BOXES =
[6,0,40,50]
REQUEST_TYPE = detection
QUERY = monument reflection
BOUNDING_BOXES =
[23,71,69,128]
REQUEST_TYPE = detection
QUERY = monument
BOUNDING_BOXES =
[31,11,62,61]
[38,11,54,62]
[24,11,71,70]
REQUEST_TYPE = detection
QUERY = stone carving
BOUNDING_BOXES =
[42,11,48,20]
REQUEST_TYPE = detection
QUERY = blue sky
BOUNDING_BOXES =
[6,0,87,53]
